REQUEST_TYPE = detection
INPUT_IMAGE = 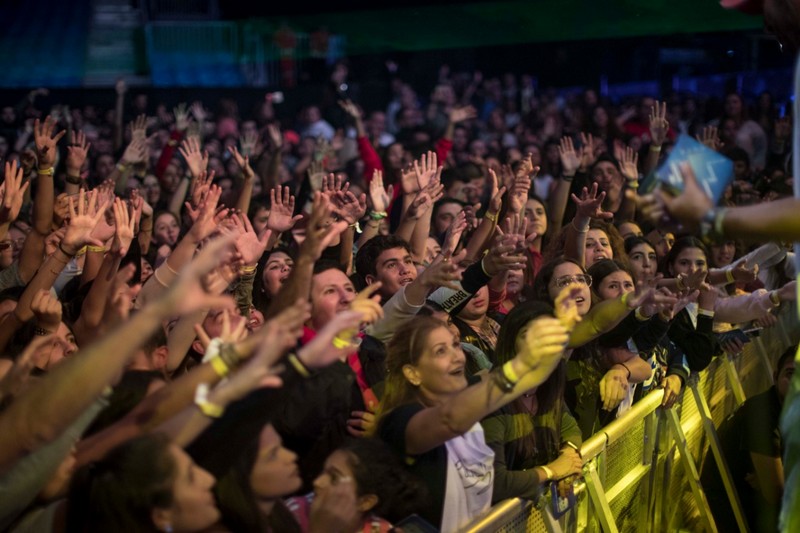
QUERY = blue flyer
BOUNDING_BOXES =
[654,134,734,205]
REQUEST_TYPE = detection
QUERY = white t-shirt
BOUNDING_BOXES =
[441,423,495,532]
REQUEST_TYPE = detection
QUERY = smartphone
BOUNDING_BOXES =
[717,329,750,345]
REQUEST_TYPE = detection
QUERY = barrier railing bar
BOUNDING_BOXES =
[689,379,751,533]
[584,461,619,533]
[460,498,531,533]
[580,389,664,461]
[722,354,747,407]
[542,506,564,533]
[639,409,657,533]
[665,408,718,533]
[604,463,650,502]
[753,335,775,384]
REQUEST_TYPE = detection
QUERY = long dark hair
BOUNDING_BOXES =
[661,236,709,278]
[587,259,634,301]
[337,439,429,523]
[532,257,586,305]
[67,433,176,533]
[493,300,567,462]
[374,317,451,431]
[215,435,300,533]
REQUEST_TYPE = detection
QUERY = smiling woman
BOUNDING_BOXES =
[376,313,572,530]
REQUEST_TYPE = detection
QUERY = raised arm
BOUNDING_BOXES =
[564,183,613,268]
[0,236,238,473]
[63,130,91,196]
[548,136,582,236]
[391,315,570,456]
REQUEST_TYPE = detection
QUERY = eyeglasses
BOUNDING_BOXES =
[0,241,10,251]
[554,274,592,288]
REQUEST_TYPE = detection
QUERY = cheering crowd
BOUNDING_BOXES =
[0,65,796,532]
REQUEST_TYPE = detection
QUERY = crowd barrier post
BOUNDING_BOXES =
[721,353,747,407]
[583,460,618,533]
[752,335,776,384]
[688,376,750,532]
[664,407,718,532]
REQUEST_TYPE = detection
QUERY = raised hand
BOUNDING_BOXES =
[730,259,758,284]
[298,309,365,368]
[649,101,669,147]
[442,210,467,255]
[307,160,326,192]
[578,133,596,171]
[266,123,283,151]
[0,160,30,224]
[420,251,464,291]
[368,170,393,214]
[697,125,723,152]
[229,213,271,266]
[65,130,91,177]
[487,169,507,215]
[619,146,639,182]
[228,144,255,181]
[449,105,477,124]
[509,156,535,214]
[162,235,240,316]
[337,99,362,120]
[554,285,583,331]
[655,163,713,230]
[239,130,261,159]
[178,137,209,179]
[187,170,214,219]
[121,137,148,167]
[302,193,349,260]
[413,150,439,192]
[267,186,302,233]
[130,114,148,142]
[518,316,570,371]
[194,309,248,349]
[31,289,62,332]
[187,185,227,242]
[173,103,191,132]
[62,189,112,254]
[558,136,580,178]
[0,335,54,401]
[33,115,66,169]
[348,283,384,327]
[331,188,367,226]
[111,197,136,257]
[571,183,614,221]
[105,264,142,323]
[482,233,528,276]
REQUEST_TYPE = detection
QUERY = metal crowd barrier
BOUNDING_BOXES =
[463,303,799,533]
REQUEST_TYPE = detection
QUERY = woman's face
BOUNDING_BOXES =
[711,242,736,268]
[596,271,635,301]
[141,258,154,283]
[386,144,404,170]
[143,175,161,205]
[313,450,375,515]
[669,247,707,278]
[507,269,524,296]
[164,445,219,531]
[548,262,592,316]
[585,229,612,266]
[250,425,301,499]
[406,326,467,399]
[524,198,547,240]
[251,206,270,238]
[34,322,77,370]
[617,222,642,241]
[262,252,293,297]
[628,243,657,284]
[154,213,180,247]
[424,237,441,266]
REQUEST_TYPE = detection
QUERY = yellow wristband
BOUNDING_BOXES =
[485,211,498,223]
[540,465,555,481]
[332,335,353,350]
[87,245,108,253]
[239,265,257,274]
[194,383,224,418]
[650,145,662,153]
[725,269,735,284]
[502,361,521,383]
[209,355,230,378]
[287,353,311,378]
[37,167,54,176]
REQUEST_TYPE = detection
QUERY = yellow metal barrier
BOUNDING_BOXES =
[463,303,799,532]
